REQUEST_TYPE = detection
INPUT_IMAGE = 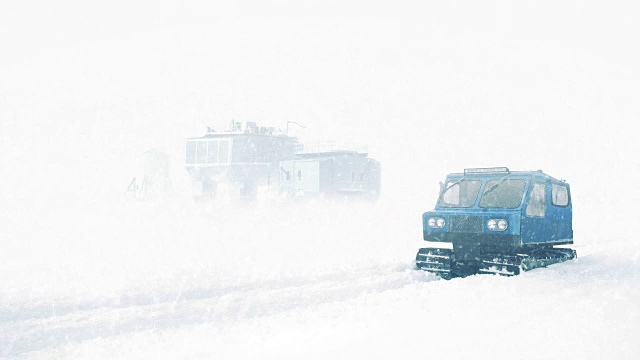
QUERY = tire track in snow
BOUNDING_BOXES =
[1,261,434,357]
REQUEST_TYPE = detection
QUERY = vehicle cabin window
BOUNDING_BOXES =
[552,183,569,206]
[186,141,196,164]
[479,179,526,209]
[526,183,546,217]
[207,141,219,164]
[188,139,232,164]
[196,141,208,164]
[218,140,230,163]
[442,183,459,205]
[439,180,481,208]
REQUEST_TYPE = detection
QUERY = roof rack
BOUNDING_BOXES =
[297,142,368,156]
[464,167,510,175]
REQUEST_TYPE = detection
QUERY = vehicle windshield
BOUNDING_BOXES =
[479,178,526,208]
[437,180,482,208]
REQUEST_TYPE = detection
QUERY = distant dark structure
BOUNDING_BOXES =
[185,121,300,199]
[185,122,381,200]
[279,146,381,200]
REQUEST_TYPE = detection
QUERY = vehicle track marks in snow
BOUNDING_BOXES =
[0,262,432,357]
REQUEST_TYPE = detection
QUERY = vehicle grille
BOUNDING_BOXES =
[449,216,483,233]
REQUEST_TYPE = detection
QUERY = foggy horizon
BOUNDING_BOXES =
[1,1,639,359]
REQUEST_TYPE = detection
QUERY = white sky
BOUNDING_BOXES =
[1,3,639,357]
[1,0,639,235]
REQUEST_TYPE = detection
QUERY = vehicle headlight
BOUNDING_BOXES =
[497,219,508,231]
[428,217,445,228]
[487,219,508,231]
[487,219,497,231]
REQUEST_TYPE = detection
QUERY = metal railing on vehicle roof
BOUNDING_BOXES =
[296,142,368,155]
[464,167,510,175]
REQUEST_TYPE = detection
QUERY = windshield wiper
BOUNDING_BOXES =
[440,177,465,196]
[482,175,510,196]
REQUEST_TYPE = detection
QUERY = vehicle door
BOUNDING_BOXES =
[546,182,573,241]
[521,181,551,244]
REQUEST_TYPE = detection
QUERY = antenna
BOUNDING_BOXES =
[286,121,306,136]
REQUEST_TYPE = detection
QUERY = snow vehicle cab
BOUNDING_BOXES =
[186,122,300,199]
[416,167,576,278]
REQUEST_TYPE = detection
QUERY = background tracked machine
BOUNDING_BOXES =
[185,121,381,201]
[416,167,576,279]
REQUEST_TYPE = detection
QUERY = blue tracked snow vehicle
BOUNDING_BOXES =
[416,167,576,278]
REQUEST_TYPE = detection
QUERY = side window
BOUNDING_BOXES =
[526,183,546,217]
[196,141,208,164]
[186,141,196,164]
[552,183,569,206]
[207,140,219,164]
[218,140,230,163]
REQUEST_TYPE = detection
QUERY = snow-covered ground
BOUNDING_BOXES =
[1,197,639,359]
[2,1,640,359]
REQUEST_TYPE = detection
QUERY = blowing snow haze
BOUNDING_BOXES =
[1,1,639,359]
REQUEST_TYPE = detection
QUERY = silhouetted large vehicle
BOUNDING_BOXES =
[185,122,381,201]
[416,167,576,279]
[185,122,300,199]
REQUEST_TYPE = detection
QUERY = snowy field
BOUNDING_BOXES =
[2,1,640,359]
[1,199,639,359]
